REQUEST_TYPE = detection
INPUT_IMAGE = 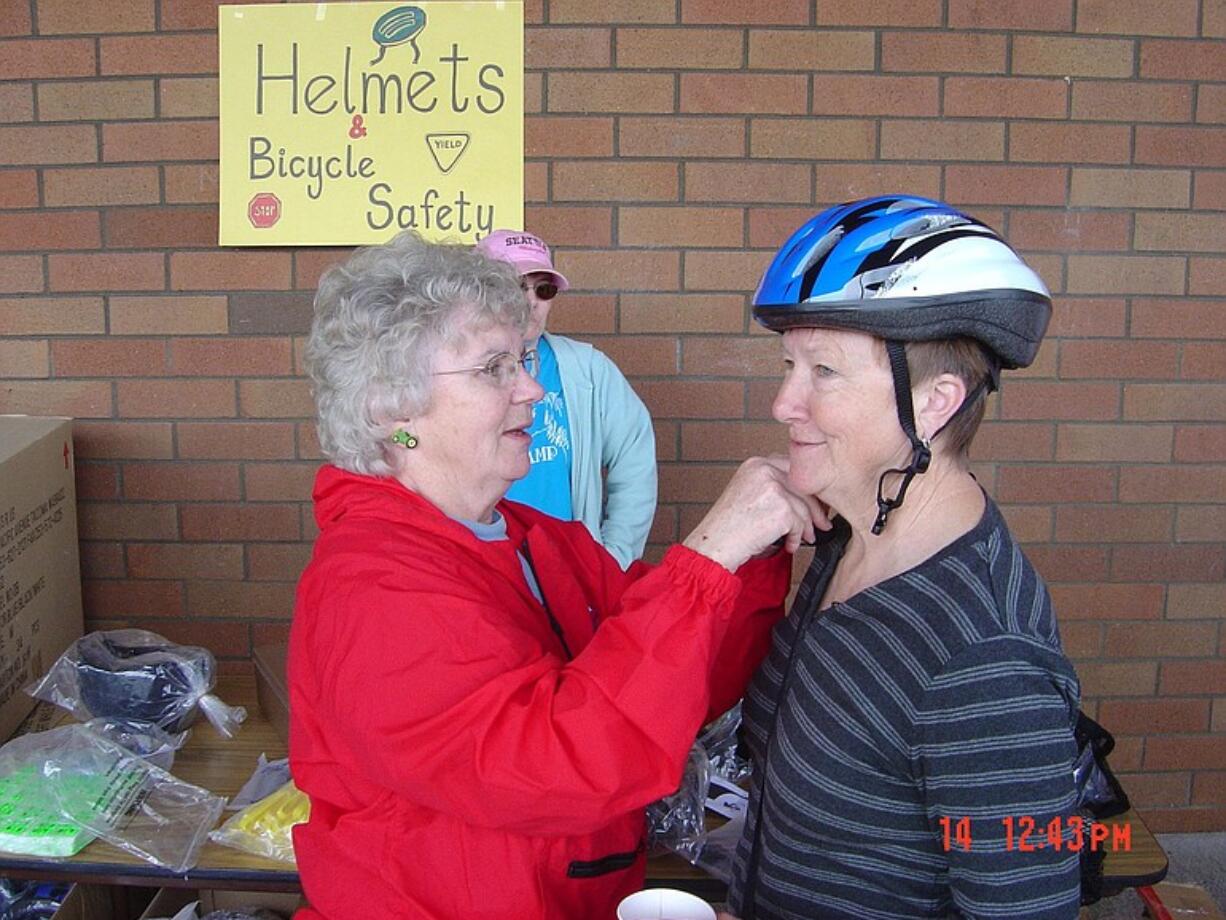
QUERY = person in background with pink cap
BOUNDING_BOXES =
[475,229,656,568]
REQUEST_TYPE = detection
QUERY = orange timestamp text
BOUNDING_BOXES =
[938,815,1132,853]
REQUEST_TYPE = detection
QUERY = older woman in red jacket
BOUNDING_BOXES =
[289,231,826,919]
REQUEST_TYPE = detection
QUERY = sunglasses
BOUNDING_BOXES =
[522,280,559,301]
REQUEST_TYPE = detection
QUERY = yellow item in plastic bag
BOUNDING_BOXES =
[209,779,309,864]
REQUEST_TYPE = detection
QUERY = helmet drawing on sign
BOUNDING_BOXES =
[752,195,1052,533]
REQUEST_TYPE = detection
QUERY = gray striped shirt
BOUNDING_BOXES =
[729,499,1081,919]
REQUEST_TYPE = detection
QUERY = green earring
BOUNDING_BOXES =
[391,429,418,449]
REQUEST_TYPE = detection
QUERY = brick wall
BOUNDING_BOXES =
[0,0,1224,831]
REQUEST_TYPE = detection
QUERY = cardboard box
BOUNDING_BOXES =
[1146,882,1226,919]
[254,642,290,745]
[0,416,84,742]
[51,883,114,919]
[138,887,303,919]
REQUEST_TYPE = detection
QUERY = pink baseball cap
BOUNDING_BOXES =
[475,230,570,292]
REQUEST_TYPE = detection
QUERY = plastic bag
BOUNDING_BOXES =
[209,779,308,864]
[82,717,185,772]
[646,743,709,862]
[26,629,247,738]
[226,755,291,811]
[698,702,752,784]
[0,877,71,920]
[153,905,289,920]
[0,722,225,872]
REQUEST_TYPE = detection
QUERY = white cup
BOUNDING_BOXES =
[616,888,717,920]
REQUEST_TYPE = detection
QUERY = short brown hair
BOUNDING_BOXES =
[905,337,993,458]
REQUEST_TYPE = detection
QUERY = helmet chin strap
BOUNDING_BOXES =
[872,342,1001,535]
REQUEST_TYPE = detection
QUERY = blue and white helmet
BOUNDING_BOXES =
[753,195,1051,369]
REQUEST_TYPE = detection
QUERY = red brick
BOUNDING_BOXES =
[681,334,779,376]
[76,463,119,500]
[1055,423,1172,462]
[747,30,873,71]
[553,161,678,202]
[1024,544,1109,585]
[1162,661,1226,695]
[1049,583,1166,621]
[1008,123,1131,165]
[1107,621,1220,659]
[683,251,773,293]
[968,422,1054,461]
[1058,621,1103,657]
[109,296,229,335]
[1142,806,1226,833]
[0,339,48,377]
[296,421,323,460]
[292,249,353,290]
[636,380,745,419]
[78,501,177,541]
[1140,39,1226,81]
[248,543,313,581]
[1111,545,1226,582]
[82,580,184,620]
[520,208,611,249]
[679,421,788,461]
[1209,0,1226,37]
[949,0,1072,30]
[998,504,1053,542]
[170,252,291,291]
[37,80,154,121]
[811,75,939,116]
[1076,661,1160,696]
[1100,699,1210,734]
[1170,584,1226,621]
[1191,258,1226,295]
[1049,298,1126,337]
[186,580,297,619]
[995,464,1116,502]
[659,463,739,503]
[0,83,33,123]
[116,379,237,418]
[1124,384,1226,421]
[1184,342,1226,379]
[44,166,159,207]
[747,207,825,249]
[550,0,675,23]
[100,33,216,75]
[0,296,104,333]
[1178,505,1226,542]
[238,378,314,418]
[1059,340,1179,379]
[1012,36,1134,77]
[1070,168,1190,208]
[1077,0,1199,36]
[243,462,319,501]
[1137,127,1226,168]
[1067,255,1186,295]
[548,293,617,335]
[177,422,295,460]
[0,37,94,78]
[1174,426,1226,461]
[681,0,807,23]
[51,339,167,377]
[0,3,30,35]
[595,336,677,376]
[524,116,613,158]
[945,165,1067,206]
[620,294,747,334]
[0,380,111,417]
[619,117,746,158]
[0,255,43,293]
[0,210,99,252]
[1119,465,1226,502]
[1192,773,1226,805]
[1007,211,1130,251]
[180,503,301,542]
[619,207,742,248]
[170,338,293,377]
[103,121,218,163]
[681,73,807,114]
[1116,773,1192,809]
[617,27,742,68]
[1000,381,1119,420]
[79,541,124,578]
[163,0,275,30]
[49,252,165,292]
[686,162,810,203]
[127,542,244,580]
[72,421,174,459]
[123,461,240,502]
[159,77,218,118]
[813,164,942,202]
[37,0,154,33]
[1054,503,1173,543]
[882,32,1005,73]
[164,164,218,204]
[525,27,610,69]
[880,120,1003,161]
[554,249,679,291]
[0,124,97,165]
[1199,85,1226,126]
[105,207,218,249]
[945,77,1067,119]
[0,170,37,208]
[1127,299,1226,343]
[1137,212,1226,254]
[548,72,674,114]
[1072,81,1194,124]
[816,0,941,26]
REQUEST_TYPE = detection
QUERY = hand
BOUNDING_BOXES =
[682,455,831,572]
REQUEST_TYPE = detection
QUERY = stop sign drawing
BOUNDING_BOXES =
[248,192,281,228]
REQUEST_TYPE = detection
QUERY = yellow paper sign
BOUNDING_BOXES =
[218,1,523,246]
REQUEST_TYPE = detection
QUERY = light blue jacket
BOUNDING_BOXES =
[546,332,657,569]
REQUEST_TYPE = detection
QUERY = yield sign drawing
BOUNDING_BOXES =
[425,133,471,174]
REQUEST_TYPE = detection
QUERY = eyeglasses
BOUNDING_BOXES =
[523,280,559,301]
[433,348,539,387]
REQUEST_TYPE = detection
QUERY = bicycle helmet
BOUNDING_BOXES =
[752,195,1052,533]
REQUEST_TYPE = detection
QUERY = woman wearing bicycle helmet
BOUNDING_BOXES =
[724,197,1082,919]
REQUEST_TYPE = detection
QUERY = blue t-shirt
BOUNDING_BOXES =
[505,336,573,520]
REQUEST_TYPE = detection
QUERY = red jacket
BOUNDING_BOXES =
[289,466,789,919]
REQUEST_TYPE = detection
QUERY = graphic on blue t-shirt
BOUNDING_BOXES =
[506,337,573,520]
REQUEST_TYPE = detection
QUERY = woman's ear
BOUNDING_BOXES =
[914,373,967,442]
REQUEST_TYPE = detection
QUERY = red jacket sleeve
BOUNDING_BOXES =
[299,544,761,837]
